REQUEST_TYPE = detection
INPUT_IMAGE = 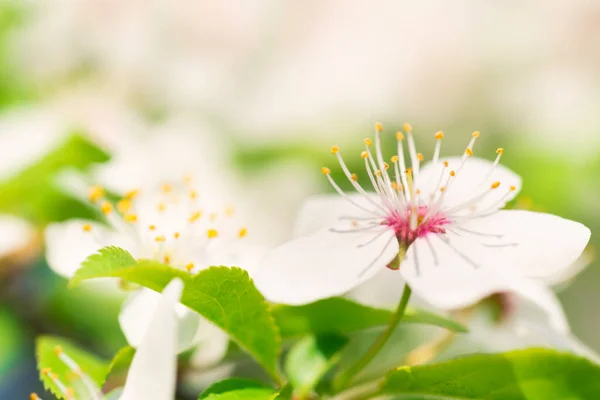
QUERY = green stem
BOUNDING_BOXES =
[334,284,412,391]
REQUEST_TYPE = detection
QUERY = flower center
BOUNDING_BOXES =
[385,205,451,244]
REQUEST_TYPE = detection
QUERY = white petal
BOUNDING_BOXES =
[347,268,407,309]
[293,194,380,238]
[190,319,229,369]
[120,278,183,400]
[400,233,568,332]
[0,215,35,258]
[418,157,521,213]
[459,210,591,284]
[119,288,201,353]
[255,227,399,305]
[44,220,117,278]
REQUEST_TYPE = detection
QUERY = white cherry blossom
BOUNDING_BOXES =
[256,124,590,334]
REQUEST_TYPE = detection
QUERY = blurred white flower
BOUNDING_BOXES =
[45,178,262,370]
[35,278,183,400]
[0,215,35,260]
[256,126,590,335]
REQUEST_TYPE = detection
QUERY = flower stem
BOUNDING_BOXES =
[334,284,412,391]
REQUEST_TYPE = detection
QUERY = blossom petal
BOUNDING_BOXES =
[119,288,201,353]
[400,233,568,332]
[190,319,229,369]
[255,227,399,305]
[458,210,591,284]
[0,215,35,258]
[418,157,521,214]
[44,220,115,278]
[293,194,380,237]
[120,278,183,400]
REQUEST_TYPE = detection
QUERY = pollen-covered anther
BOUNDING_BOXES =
[435,131,444,140]
[30,394,41,400]
[403,123,413,133]
[41,368,51,376]
[161,183,172,193]
[100,202,113,214]
[417,153,424,162]
[207,229,218,239]
[189,211,202,223]
[491,181,501,189]
[450,170,456,177]
[124,214,137,223]
[82,224,92,232]
[331,145,340,154]
[360,151,369,159]
[496,148,504,155]
[174,232,180,239]
[440,186,447,192]
[383,162,390,170]
[54,346,63,355]
[472,131,480,138]
[239,227,248,238]
[443,161,449,167]
[88,185,104,203]
[465,148,473,157]
[351,173,358,181]
[185,263,194,272]
[321,167,331,175]
[117,199,132,213]
[157,202,166,212]
[391,181,399,190]
[391,155,399,163]
[396,132,404,141]
[155,235,166,242]
[364,138,373,147]
[124,189,139,199]
[163,254,171,264]
[510,185,517,191]
[375,122,383,132]
[405,167,413,176]
[189,190,198,200]
[149,224,156,231]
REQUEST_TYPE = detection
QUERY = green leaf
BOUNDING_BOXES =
[199,378,278,400]
[36,336,109,400]
[70,248,282,382]
[272,297,467,337]
[380,348,600,400]
[284,334,348,398]
[0,134,110,224]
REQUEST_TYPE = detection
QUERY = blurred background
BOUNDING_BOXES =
[0,0,599,397]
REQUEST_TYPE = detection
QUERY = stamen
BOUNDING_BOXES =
[124,189,139,199]
[174,232,180,239]
[88,185,104,203]
[239,227,248,238]
[100,202,113,215]
[124,213,138,223]
[161,183,172,193]
[189,211,202,223]
[207,229,218,238]
[157,202,166,212]
[149,224,156,231]
[82,224,92,232]
[155,235,166,242]
[117,199,132,213]
[185,263,194,272]
[404,123,420,178]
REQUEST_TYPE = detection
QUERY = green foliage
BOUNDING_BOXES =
[71,247,282,382]
[0,134,109,224]
[199,378,278,400]
[107,346,135,376]
[379,348,600,400]
[0,306,26,377]
[272,297,467,338]
[284,334,348,398]
[36,336,109,400]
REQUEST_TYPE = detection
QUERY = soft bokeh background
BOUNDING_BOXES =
[0,1,599,398]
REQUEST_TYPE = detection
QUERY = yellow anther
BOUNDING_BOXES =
[465,148,473,157]
[155,235,166,243]
[207,229,218,239]
[405,168,413,175]
[30,394,41,400]
[375,122,383,132]
[225,206,235,217]
[472,131,480,138]
[157,202,166,212]
[391,181,398,190]
[100,202,113,215]
[375,170,382,177]
[496,148,504,155]
[450,170,456,177]
[174,232,180,239]
[66,388,75,397]
[403,123,413,133]
[189,211,202,223]
[124,189,139,199]
[491,181,501,189]
[331,145,340,154]
[54,346,63,355]
[510,185,517,191]
[364,138,373,146]
[360,151,369,159]
[117,199,132,213]
[185,263,194,272]
[161,183,172,193]
[435,131,444,140]
[149,224,156,231]
[189,190,198,200]
[239,227,248,238]
[440,186,446,192]
[383,162,390,170]
[41,368,51,375]
[417,153,424,162]
[88,185,105,203]
[163,254,171,264]
[351,173,358,181]
[124,213,138,223]
[416,189,421,195]
[321,167,331,175]
[82,224,92,232]
[391,155,399,163]
[443,161,449,167]
[396,132,404,141]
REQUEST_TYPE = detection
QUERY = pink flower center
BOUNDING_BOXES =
[384,205,451,244]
